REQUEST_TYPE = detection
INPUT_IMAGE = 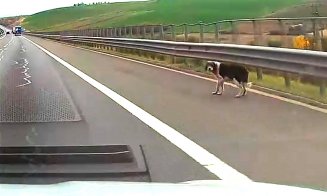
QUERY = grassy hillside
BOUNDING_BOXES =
[267,1,327,17]
[23,0,306,32]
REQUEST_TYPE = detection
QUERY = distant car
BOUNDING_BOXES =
[13,26,23,36]
[6,31,10,34]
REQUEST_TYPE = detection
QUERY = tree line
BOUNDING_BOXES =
[73,2,111,7]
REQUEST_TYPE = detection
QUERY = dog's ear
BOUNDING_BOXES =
[206,61,214,71]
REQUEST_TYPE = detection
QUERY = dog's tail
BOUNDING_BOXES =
[246,82,253,88]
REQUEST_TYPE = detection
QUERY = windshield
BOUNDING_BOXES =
[0,0,327,194]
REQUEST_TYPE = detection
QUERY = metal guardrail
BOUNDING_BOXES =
[28,33,327,79]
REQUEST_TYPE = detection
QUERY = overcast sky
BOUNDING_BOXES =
[0,0,145,17]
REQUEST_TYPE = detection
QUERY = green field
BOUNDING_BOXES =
[23,0,306,32]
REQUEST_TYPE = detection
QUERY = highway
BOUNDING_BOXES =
[0,33,327,188]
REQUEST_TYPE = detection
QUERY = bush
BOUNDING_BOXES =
[267,39,282,47]
[293,35,311,49]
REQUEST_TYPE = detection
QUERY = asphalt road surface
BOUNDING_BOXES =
[1,34,327,189]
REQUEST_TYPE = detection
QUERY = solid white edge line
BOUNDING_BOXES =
[24,37,252,182]
[48,41,327,114]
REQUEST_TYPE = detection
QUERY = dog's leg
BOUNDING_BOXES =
[217,79,225,95]
[233,79,243,98]
[212,79,220,95]
[212,77,224,95]
[241,82,247,96]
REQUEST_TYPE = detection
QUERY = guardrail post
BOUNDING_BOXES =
[170,24,176,63]
[231,21,239,44]
[284,74,291,89]
[123,27,127,38]
[320,80,326,97]
[199,22,204,43]
[184,24,188,41]
[119,27,122,38]
[109,28,112,37]
[171,25,176,41]
[150,26,155,39]
[102,29,106,49]
[253,20,263,80]
[104,29,109,50]
[278,19,288,48]
[142,26,146,39]
[159,25,164,40]
[96,29,100,48]
[215,22,220,43]
[313,19,322,51]
[91,30,95,47]
[278,19,292,87]
[89,30,93,46]
[170,25,176,64]
[134,26,138,38]
[253,20,263,44]
[129,26,133,38]
[135,26,138,38]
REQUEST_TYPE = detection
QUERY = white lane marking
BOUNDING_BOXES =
[25,37,252,182]
[20,45,26,53]
[57,42,327,114]
[16,58,32,87]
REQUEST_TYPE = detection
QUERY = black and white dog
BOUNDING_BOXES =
[205,61,252,98]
